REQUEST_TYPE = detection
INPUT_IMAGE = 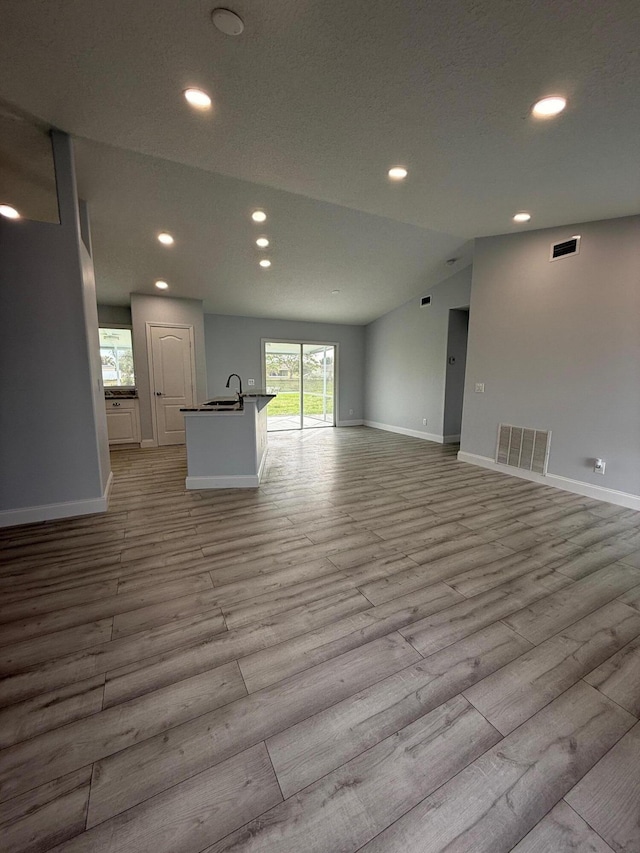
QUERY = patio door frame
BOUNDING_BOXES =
[261,338,339,430]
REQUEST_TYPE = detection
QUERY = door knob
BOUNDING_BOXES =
[155,391,163,396]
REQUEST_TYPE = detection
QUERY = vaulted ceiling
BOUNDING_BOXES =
[1,0,639,322]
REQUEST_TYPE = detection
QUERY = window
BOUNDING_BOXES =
[99,328,135,387]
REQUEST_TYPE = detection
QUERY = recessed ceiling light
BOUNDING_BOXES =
[0,204,20,219]
[158,232,174,245]
[256,237,269,248]
[388,166,408,181]
[513,212,531,223]
[211,8,244,36]
[531,96,566,118]
[155,280,169,290]
[251,210,267,223]
[184,88,212,110]
[259,259,271,268]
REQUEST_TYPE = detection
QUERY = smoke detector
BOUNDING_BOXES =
[211,8,244,36]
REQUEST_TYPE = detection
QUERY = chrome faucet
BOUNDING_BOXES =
[225,373,243,399]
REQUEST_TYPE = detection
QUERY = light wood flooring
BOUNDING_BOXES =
[1,426,640,853]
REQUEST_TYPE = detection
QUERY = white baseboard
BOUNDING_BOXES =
[444,434,461,444]
[364,420,443,444]
[186,448,267,491]
[0,471,114,529]
[186,474,260,489]
[140,439,157,449]
[337,419,364,427]
[457,451,640,511]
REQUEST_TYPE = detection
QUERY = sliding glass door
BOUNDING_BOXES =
[264,341,335,431]
[302,343,335,428]
[264,342,302,430]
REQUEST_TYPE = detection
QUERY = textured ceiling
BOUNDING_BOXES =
[0,106,59,223]
[73,139,471,323]
[1,0,639,322]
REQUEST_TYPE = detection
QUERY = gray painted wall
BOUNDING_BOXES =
[130,294,207,442]
[461,214,640,496]
[0,132,109,516]
[97,304,132,326]
[204,314,365,422]
[364,266,472,438]
[443,308,469,440]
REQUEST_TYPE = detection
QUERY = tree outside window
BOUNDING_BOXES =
[99,328,135,387]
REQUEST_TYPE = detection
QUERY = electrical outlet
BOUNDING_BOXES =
[247,378,255,386]
[475,383,485,393]
[349,409,353,415]
[422,418,427,426]
[594,458,605,474]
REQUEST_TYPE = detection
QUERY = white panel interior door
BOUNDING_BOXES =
[150,325,195,445]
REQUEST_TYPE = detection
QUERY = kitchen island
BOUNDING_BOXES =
[180,392,275,489]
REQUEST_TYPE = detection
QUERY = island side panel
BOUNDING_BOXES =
[184,408,259,488]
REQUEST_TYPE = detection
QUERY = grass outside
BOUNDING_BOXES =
[267,392,333,416]
[267,378,334,395]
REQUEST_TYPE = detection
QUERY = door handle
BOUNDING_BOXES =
[155,391,163,396]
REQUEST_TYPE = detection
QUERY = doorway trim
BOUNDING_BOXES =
[145,322,197,447]
[261,338,339,430]
[443,307,470,444]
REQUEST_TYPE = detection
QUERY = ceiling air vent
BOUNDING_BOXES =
[420,295,432,307]
[550,235,580,262]
[496,424,551,475]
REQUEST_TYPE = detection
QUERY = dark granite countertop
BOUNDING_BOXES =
[181,402,243,412]
[105,389,138,399]
[181,392,276,413]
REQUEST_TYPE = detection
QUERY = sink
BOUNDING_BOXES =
[203,397,243,410]
[204,397,240,407]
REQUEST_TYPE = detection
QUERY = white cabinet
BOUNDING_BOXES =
[105,398,141,445]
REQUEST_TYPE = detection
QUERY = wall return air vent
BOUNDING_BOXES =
[496,424,551,475]
[550,235,580,261]
[420,295,432,306]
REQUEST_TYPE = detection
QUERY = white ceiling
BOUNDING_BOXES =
[1,0,639,323]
